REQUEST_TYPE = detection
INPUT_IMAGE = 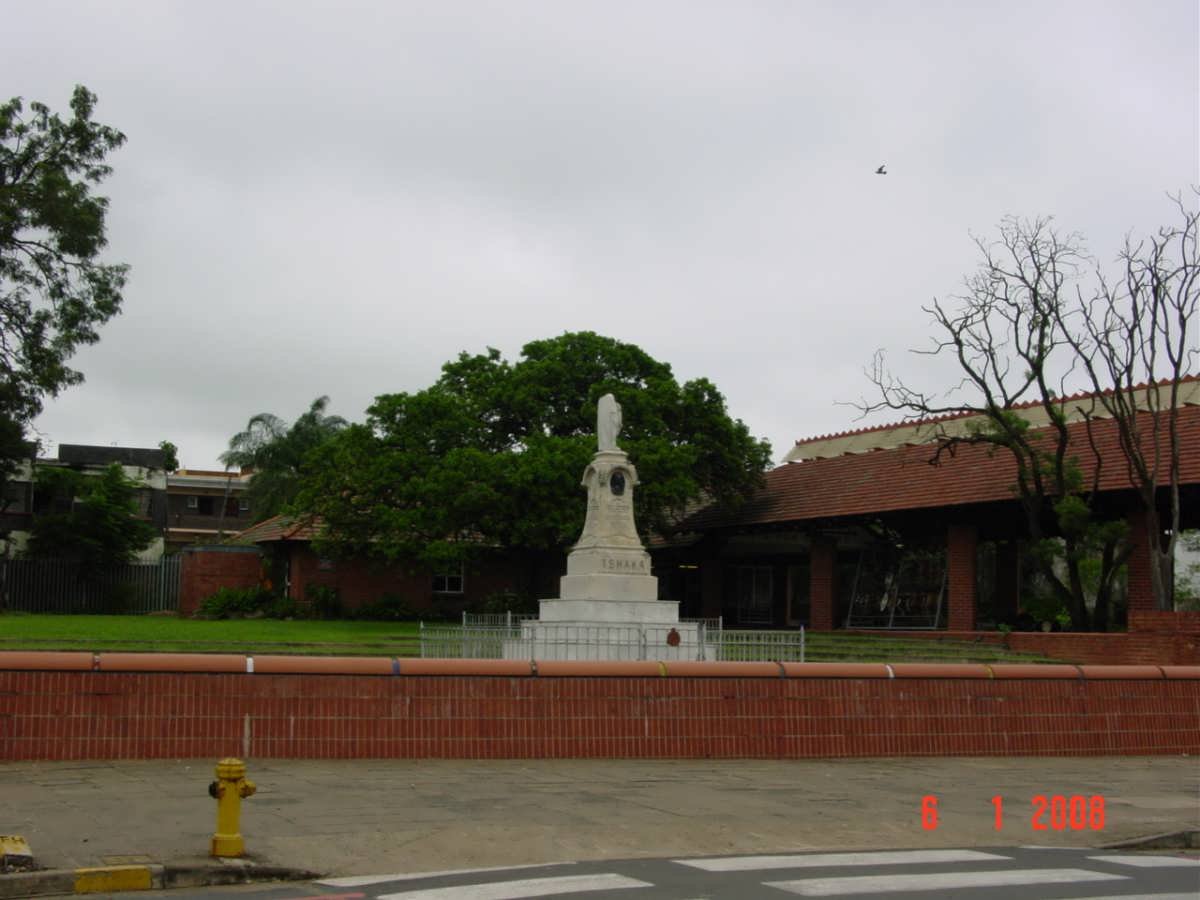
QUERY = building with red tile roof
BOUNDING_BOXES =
[227,514,558,616]
[684,404,1200,530]
[660,386,1200,634]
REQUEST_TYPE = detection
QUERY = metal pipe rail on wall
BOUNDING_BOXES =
[0,651,1196,681]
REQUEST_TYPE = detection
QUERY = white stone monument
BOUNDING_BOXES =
[506,393,713,660]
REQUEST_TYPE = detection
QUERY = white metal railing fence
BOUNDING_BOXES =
[462,611,538,628]
[0,557,182,614]
[424,622,523,659]
[421,621,802,662]
[681,616,723,632]
[714,627,805,661]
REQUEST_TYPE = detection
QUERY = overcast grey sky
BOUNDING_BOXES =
[7,1,1198,469]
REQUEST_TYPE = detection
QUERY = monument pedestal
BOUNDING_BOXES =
[503,412,717,661]
[507,618,710,661]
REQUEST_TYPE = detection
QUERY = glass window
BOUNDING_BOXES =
[736,565,773,625]
[433,565,465,594]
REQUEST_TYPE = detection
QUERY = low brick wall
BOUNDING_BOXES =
[1,654,1196,761]
[1129,610,1200,633]
[856,625,1200,666]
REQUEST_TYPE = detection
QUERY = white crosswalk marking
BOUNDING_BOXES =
[1019,845,1083,850]
[377,873,652,900]
[1087,854,1200,868]
[675,849,1009,872]
[320,863,575,888]
[766,867,1127,896]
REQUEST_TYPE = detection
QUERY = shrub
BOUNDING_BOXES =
[306,584,343,619]
[355,593,416,621]
[426,592,465,621]
[196,586,272,619]
[103,582,139,615]
[267,596,299,619]
[478,590,539,615]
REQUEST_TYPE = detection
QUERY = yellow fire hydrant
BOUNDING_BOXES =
[208,758,256,857]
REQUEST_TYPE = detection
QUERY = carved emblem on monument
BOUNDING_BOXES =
[610,470,625,495]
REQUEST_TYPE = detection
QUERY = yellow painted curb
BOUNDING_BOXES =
[0,834,32,866]
[73,864,155,893]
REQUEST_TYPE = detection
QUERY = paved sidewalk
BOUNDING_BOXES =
[1,756,1196,880]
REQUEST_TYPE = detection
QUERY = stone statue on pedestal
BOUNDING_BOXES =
[573,395,640,554]
[597,393,622,451]
[505,385,710,659]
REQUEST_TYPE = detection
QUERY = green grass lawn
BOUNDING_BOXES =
[0,613,1062,663]
[0,614,422,656]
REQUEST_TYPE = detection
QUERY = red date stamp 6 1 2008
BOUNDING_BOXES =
[920,795,1106,832]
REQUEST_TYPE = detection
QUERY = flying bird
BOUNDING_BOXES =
[875,164,887,175]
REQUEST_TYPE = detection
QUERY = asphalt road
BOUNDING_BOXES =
[93,846,1200,900]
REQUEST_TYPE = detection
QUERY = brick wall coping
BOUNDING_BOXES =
[1,652,1197,680]
[180,544,261,553]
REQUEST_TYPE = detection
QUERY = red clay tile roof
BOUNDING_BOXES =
[232,514,490,547]
[795,373,1200,448]
[681,404,1200,531]
[232,514,322,543]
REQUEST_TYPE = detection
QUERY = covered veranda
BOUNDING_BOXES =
[659,398,1200,632]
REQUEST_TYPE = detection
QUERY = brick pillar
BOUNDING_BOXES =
[810,537,836,631]
[946,523,978,631]
[993,540,1020,625]
[1125,507,1155,613]
[178,545,263,616]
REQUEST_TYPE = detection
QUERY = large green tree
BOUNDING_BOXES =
[221,396,348,523]
[27,462,158,574]
[297,332,772,570]
[0,86,128,475]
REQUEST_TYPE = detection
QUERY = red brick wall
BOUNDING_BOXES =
[178,545,532,616]
[946,523,978,631]
[288,548,428,611]
[1,655,1195,761]
[287,548,528,613]
[810,539,836,631]
[1126,508,1155,612]
[1131,610,1200,634]
[178,547,263,616]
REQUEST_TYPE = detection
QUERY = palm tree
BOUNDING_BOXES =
[221,396,348,524]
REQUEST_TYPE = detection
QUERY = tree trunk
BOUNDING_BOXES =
[1092,539,1117,632]
[1063,545,1090,630]
[1143,507,1175,611]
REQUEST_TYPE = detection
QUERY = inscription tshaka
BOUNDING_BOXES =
[602,556,648,572]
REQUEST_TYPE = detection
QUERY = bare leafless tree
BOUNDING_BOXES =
[1053,192,1199,610]
[863,216,1132,630]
